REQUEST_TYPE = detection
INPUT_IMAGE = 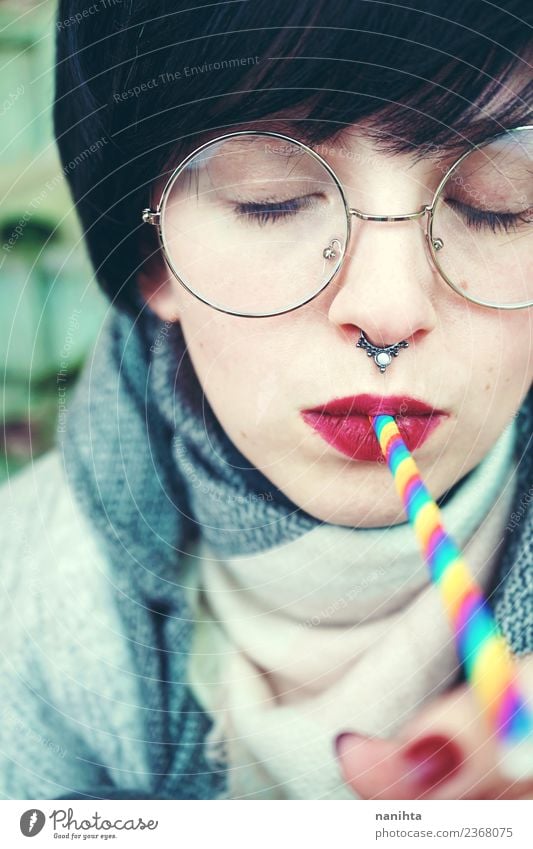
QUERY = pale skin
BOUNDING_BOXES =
[139,122,533,799]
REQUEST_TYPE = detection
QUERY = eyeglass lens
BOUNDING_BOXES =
[431,129,532,308]
[159,130,532,314]
[160,134,348,315]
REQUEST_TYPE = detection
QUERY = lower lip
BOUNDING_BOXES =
[301,411,446,462]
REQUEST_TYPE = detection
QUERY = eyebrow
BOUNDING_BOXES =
[211,118,361,162]
[190,105,533,172]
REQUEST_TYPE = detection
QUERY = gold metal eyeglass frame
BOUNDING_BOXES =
[141,126,533,317]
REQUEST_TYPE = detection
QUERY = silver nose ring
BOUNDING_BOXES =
[356,330,409,374]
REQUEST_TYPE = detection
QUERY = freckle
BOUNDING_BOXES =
[485,383,490,391]
[240,430,247,439]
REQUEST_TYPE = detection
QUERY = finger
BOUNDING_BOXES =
[336,655,533,800]
[336,730,464,800]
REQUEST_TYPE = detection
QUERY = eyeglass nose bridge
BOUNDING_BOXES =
[348,205,431,222]
[325,203,438,270]
[323,204,434,263]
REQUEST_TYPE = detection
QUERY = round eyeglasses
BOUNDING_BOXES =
[141,127,533,317]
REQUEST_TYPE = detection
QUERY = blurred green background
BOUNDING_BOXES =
[0,0,107,480]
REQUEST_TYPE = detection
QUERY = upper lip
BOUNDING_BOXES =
[302,394,445,416]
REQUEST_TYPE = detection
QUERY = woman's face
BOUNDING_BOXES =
[140,126,533,527]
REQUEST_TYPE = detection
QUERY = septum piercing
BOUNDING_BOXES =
[356,331,409,374]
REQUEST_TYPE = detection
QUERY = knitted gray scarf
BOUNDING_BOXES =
[59,296,533,799]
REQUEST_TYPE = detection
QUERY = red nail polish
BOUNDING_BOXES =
[401,734,463,792]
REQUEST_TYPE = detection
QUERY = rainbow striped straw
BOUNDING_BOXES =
[371,413,533,779]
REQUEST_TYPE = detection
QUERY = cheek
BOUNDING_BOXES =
[459,311,533,424]
[179,312,280,431]
[488,313,533,384]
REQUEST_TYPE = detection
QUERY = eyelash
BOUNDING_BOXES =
[231,193,531,233]
[234,194,317,225]
[445,198,529,234]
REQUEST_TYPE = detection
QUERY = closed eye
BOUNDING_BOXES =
[233,193,320,225]
[445,198,531,234]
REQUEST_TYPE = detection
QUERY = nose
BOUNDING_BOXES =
[326,218,438,348]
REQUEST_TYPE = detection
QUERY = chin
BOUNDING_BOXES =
[293,496,408,529]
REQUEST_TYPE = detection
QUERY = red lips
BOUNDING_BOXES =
[301,394,447,462]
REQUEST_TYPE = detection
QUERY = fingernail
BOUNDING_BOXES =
[333,732,365,758]
[401,733,464,792]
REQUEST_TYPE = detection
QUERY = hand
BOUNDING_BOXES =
[335,653,533,800]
